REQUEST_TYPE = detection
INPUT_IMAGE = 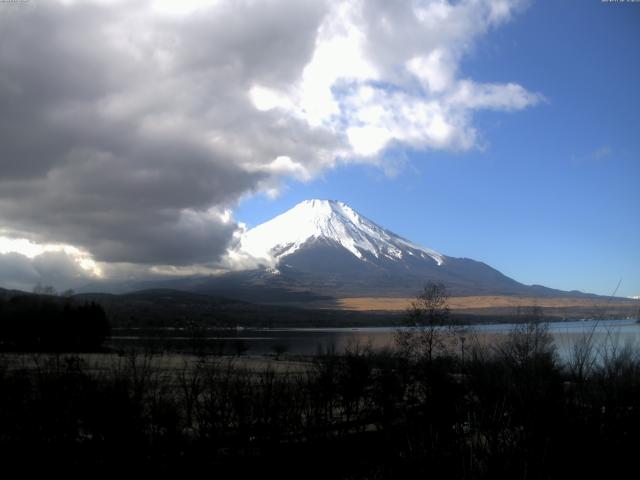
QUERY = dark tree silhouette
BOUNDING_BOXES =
[395,281,451,363]
[0,294,110,351]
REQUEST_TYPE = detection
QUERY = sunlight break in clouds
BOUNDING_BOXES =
[0,236,102,291]
[248,0,542,156]
[0,0,540,286]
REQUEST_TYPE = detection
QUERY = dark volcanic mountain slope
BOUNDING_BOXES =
[272,242,558,297]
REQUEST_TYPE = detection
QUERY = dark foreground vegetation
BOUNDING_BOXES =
[0,293,110,351]
[2,284,640,477]
[2,325,640,478]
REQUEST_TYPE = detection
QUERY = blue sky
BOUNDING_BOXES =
[236,0,640,297]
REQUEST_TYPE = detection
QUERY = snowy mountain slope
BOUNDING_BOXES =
[238,199,444,267]
[227,199,561,298]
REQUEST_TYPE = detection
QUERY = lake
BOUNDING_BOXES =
[110,318,640,360]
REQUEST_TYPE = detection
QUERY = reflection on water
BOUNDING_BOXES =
[110,319,640,361]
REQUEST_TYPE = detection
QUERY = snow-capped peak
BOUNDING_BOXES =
[238,199,444,266]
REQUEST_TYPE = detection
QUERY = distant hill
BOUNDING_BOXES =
[72,288,402,328]
[4,286,637,328]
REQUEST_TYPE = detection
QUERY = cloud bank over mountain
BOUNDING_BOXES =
[0,0,540,284]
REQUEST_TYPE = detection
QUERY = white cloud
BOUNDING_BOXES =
[0,236,101,277]
[589,146,613,161]
[0,250,99,292]
[406,50,456,93]
[448,80,544,111]
[249,85,294,112]
[256,0,541,158]
[347,126,392,157]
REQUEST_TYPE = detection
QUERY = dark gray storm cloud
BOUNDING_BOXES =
[0,0,336,266]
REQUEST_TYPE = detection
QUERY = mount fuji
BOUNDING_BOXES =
[218,199,569,299]
[238,199,444,269]
[90,199,600,305]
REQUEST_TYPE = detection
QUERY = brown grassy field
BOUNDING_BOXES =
[335,296,640,312]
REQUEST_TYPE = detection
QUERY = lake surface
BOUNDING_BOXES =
[111,318,640,360]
